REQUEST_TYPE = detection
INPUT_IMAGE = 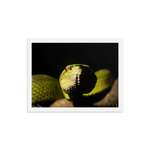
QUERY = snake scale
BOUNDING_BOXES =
[32,64,114,106]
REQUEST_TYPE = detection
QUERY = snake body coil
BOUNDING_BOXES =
[32,64,114,106]
[32,74,64,104]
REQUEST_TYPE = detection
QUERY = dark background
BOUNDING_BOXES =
[32,43,118,80]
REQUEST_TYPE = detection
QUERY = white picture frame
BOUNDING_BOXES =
[24,36,126,114]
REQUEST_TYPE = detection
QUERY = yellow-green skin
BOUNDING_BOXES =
[83,69,114,96]
[61,68,114,99]
[32,74,64,104]
[32,65,114,104]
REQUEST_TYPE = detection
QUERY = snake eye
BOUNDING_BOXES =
[65,67,68,72]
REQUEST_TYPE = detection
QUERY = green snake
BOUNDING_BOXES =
[32,64,114,106]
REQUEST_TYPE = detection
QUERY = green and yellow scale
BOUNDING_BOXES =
[32,64,114,105]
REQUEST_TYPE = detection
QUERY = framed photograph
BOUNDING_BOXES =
[28,38,123,112]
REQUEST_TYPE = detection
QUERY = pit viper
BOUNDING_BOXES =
[32,64,114,106]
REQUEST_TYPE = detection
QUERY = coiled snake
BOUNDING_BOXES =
[32,64,114,106]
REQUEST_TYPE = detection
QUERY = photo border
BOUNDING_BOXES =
[27,38,123,113]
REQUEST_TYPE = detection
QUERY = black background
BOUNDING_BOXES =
[32,43,118,80]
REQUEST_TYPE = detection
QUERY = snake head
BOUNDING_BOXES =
[59,64,97,100]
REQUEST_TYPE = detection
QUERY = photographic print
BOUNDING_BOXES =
[28,38,123,112]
